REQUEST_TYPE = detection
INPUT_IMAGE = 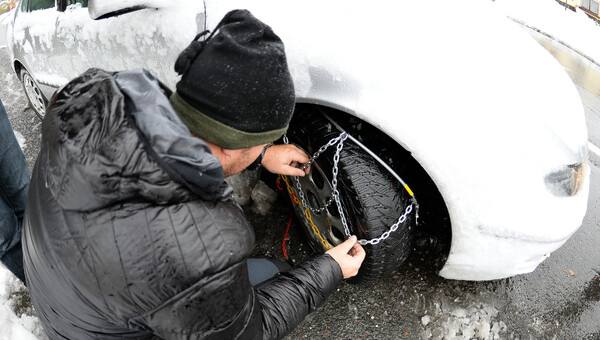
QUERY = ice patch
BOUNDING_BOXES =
[422,302,507,340]
[421,315,431,326]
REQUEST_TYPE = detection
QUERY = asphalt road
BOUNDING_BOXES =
[1,41,599,339]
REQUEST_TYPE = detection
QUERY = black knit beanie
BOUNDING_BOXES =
[171,9,295,149]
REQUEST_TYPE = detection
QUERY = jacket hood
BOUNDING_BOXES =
[41,68,226,212]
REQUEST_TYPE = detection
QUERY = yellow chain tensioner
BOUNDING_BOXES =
[277,175,333,249]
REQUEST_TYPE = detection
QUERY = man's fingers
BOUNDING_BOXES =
[326,236,365,279]
[348,243,359,257]
[288,150,309,168]
[261,144,312,176]
[352,243,366,261]
[293,149,310,164]
[291,148,310,174]
[337,235,358,254]
[287,167,307,177]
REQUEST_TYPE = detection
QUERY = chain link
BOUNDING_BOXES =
[292,133,347,214]
[284,131,415,246]
[357,204,413,245]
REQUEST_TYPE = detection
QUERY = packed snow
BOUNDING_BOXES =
[0,271,46,340]
[0,0,599,338]
[0,12,10,48]
[420,302,507,340]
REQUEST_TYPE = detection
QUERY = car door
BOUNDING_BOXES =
[12,0,205,94]
[53,0,206,90]
[11,0,69,90]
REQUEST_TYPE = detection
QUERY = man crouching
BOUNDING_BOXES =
[22,9,364,340]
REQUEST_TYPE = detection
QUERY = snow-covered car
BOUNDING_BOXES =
[7,0,590,282]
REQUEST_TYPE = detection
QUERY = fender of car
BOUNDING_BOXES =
[8,0,590,280]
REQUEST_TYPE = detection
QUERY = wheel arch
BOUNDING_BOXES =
[292,101,452,270]
[13,59,23,78]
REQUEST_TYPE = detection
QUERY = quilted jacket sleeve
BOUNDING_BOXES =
[140,253,342,340]
[254,253,344,340]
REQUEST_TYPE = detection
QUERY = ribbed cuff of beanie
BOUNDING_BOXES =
[170,92,288,149]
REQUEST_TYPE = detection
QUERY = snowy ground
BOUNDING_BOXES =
[0,272,45,340]
[0,0,599,339]
[0,12,10,48]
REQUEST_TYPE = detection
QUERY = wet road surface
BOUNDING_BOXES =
[261,168,600,340]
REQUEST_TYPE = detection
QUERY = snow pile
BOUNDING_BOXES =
[225,170,278,215]
[225,170,259,206]
[0,269,47,340]
[250,180,278,215]
[420,301,507,340]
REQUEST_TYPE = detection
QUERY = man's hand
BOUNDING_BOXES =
[326,236,366,279]
[261,144,310,176]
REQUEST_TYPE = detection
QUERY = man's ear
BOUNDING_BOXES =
[220,147,233,155]
[203,140,225,159]
[220,147,242,159]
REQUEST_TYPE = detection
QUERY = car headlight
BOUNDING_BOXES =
[544,156,588,197]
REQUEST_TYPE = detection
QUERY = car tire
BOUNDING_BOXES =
[284,108,416,283]
[20,68,47,120]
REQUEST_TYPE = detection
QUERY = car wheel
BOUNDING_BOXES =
[282,108,417,283]
[20,68,47,120]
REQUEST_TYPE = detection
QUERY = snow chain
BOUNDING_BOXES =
[282,131,416,246]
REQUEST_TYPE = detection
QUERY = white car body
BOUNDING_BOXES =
[8,0,590,280]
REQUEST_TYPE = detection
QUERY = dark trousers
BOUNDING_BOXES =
[247,258,291,286]
[0,99,29,284]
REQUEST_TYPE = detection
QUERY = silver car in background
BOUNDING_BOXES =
[6,0,590,282]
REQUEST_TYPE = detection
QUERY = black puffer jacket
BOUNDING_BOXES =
[22,68,343,340]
